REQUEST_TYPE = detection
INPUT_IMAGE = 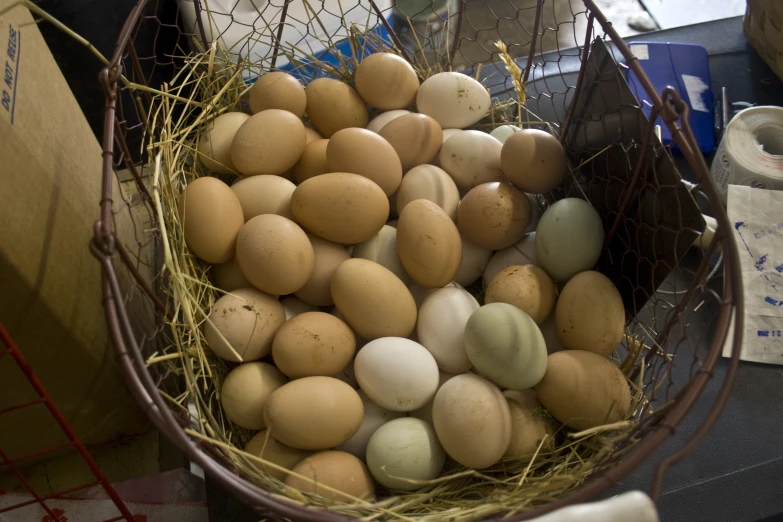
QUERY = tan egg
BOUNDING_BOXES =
[212,257,251,292]
[181,177,244,263]
[291,139,329,184]
[457,182,531,250]
[535,350,631,430]
[379,113,443,171]
[249,71,306,117]
[230,109,306,176]
[397,199,462,288]
[485,265,557,325]
[502,389,555,460]
[366,110,410,133]
[244,429,311,481]
[231,175,295,221]
[439,130,504,191]
[355,52,419,110]
[291,173,389,244]
[327,128,402,196]
[204,288,285,362]
[331,258,417,340]
[305,78,369,137]
[352,225,410,284]
[554,271,625,357]
[305,127,323,143]
[273,312,356,379]
[294,235,350,306]
[395,164,460,221]
[198,112,249,173]
[286,451,374,502]
[235,214,314,295]
[221,362,287,430]
[501,129,568,194]
[265,376,364,449]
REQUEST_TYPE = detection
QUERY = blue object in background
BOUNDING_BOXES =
[626,42,715,155]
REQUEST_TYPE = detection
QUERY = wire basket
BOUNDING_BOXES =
[92,0,744,519]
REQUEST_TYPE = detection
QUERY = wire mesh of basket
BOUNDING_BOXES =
[92,0,744,519]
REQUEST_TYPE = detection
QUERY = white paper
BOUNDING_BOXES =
[723,185,783,364]
[630,44,649,60]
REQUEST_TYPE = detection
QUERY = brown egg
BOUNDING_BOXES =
[249,71,307,117]
[221,362,287,430]
[501,129,568,194]
[273,312,356,378]
[305,78,369,137]
[355,52,419,110]
[294,235,350,306]
[235,214,314,295]
[326,128,402,196]
[291,139,329,184]
[230,109,306,176]
[231,175,296,221]
[379,113,443,171]
[457,182,531,250]
[265,376,364,449]
[397,199,462,288]
[395,164,460,221]
[212,257,251,292]
[331,258,417,340]
[485,265,557,325]
[204,288,286,362]
[502,389,555,460]
[304,127,323,144]
[198,112,250,174]
[286,451,375,502]
[181,177,244,263]
[244,429,311,481]
[291,173,389,244]
[554,271,625,357]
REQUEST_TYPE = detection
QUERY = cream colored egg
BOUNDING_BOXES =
[416,72,490,129]
[212,257,251,292]
[230,109,306,176]
[454,237,492,286]
[379,113,443,171]
[198,112,249,173]
[327,128,403,196]
[337,390,404,459]
[395,164,459,221]
[501,129,568,194]
[503,389,555,460]
[305,78,369,137]
[221,362,287,430]
[409,371,454,425]
[417,287,478,373]
[286,451,375,502]
[249,71,307,116]
[294,235,350,306]
[244,429,311,481]
[291,139,329,184]
[181,177,244,263]
[231,175,296,221]
[439,130,503,191]
[457,182,531,250]
[485,265,557,325]
[483,233,539,286]
[366,110,410,133]
[351,225,410,284]
[355,52,419,110]
[280,295,318,320]
[273,312,356,378]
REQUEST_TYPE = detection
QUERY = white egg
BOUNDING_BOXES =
[366,110,411,133]
[439,130,503,191]
[455,237,492,286]
[352,225,410,284]
[416,72,490,129]
[409,371,454,425]
[337,390,404,459]
[280,296,318,320]
[483,232,539,286]
[490,124,520,143]
[417,287,478,373]
[354,338,439,411]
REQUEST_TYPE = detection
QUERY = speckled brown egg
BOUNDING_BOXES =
[230,109,306,176]
[305,78,369,137]
[291,173,389,244]
[286,451,375,502]
[294,235,350,306]
[485,264,557,325]
[355,52,419,110]
[235,214,314,295]
[221,362,287,430]
[231,175,296,221]
[198,112,250,174]
[395,164,460,221]
[379,113,443,171]
[181,177,244,263]
[327,128,402,196]
[291,139,329,184]
[244,429,311,481]
[273,312,356,378]
[457,182,531,250]
[249,72,307,117]
[501,129,568,194]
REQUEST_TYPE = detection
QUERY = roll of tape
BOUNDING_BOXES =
[710,106,783,201]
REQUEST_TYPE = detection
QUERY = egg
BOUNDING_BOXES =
[501,129,568,194]
[397,199,462,288]
[416,72,490,129]
[535,198,604,282]
[304,127,323,143]
[291,173,389,244]
[554,271,624,357]
[407,281,463,308]
[305,78,369,137]
[181,177,244,263]
[457,182,531,250]
[379,113,443,171]
[485,265,557,325]
[355,52,419,110]
[409,371,454,425]
[331,258,417,339]
[286,451,374,502]
[417,287,478,373]
[327,128,403,196]
[351,225,410,284]
[337,390,404,458]
[265,376,363,449]
[198,112,250,173]
[212,257,251,292]
[244,429,312,481]
[366,109,410,133]
[221,362,287,430]
[454,237,492,286]
[483,233,539,286]
[272,312,355,378]
[230,109,306,176]
[502,390,555,460]
[539,315,565,354]
[291,139,329,184]
[249,71,307,116]
[231,175,296,221]
[535,350,631,430]
[490,124,520,144]
[432,373,511,469]
[294,235,350,306]
[204,288,286,362]
[395,164,459,221]
[354,337,439,411]
[280,295,319,320]
[366,417,445,490]
[439,130,503,191]
[464,303,548,389]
